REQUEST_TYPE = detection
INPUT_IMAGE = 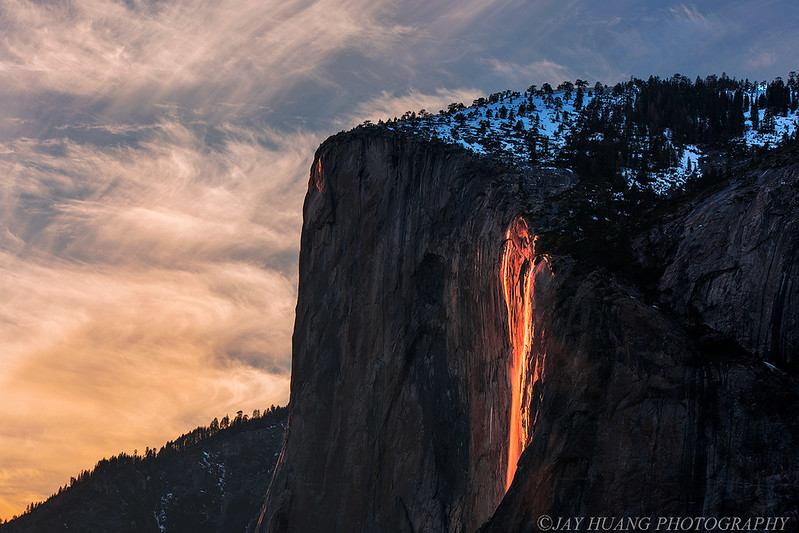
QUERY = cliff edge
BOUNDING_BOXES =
[259,129,799,532]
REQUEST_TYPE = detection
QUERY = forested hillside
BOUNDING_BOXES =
[2,407,287,533]
[373,73,798,197]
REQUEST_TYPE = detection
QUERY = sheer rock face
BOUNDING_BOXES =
[261,130,799,532]
[260,130,557,533]
[482,261,799,531]
[654,164,799,369]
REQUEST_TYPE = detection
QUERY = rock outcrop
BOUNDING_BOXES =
[652,162,799,370]
[259,130,799,532]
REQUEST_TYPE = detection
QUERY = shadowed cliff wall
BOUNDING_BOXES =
[260,130,799,532]
[260,130,571,532]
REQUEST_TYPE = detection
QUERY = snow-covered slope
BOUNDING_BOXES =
[378,77,799,196]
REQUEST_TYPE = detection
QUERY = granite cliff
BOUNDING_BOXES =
[259,129,799,532]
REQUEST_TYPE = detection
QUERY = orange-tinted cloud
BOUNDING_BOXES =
[0,125,304,517]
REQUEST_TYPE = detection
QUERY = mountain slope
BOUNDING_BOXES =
[3,407,287,533]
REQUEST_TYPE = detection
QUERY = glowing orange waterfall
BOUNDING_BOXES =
[501,217,534,491]
[310,157,324,191]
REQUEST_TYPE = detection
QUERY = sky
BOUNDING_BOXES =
[1,0,797,519]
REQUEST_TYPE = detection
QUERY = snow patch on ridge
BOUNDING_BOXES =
[380,82,799,196]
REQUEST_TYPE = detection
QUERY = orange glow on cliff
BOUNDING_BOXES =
[310,157,324,191]
[501,217,534,491]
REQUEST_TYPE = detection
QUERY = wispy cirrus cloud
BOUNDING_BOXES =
[0,120,307,516]
[485,59,576,89]
[346,87,484,126]
[0,0,428,139]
